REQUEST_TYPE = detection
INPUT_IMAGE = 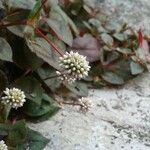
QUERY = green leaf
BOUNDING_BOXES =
[105,20,122,32]
[98,26,108,33]
[104,59,133,83]
[47,7,73,46]
[24,98,60,122]
[26,37,60,70]
[101,51,119,65]
[24,100,52,117]
[83,0,97,9]
[28,0,41,19]
[27,128,49,150]
[0,130,8,137]
[6,120,27,147]
[113,60,133,81]
[136,48,145,61]
[130,61,144,75]
[4,0,36,10]
[48,0,58,7]
[0,123,11,132]
[0,104,11,123]
[0,1,4,8]
[37,66,61,92]
[92,80,106,88]
[66,0,83,15]
[4,10,30,37]
[24,25,35,39]
[7,25,26,38]
[16,144,27,150]
[13,77,43,105]
[13,43,43,70]
[23,91,60,118]
[116,48,132,54]
[101,72,124,85]
[113,33,128,41]
[100,33,114,46]
[29,105,60,122]
[0,38,13,62]
[4,10,30,22]
[0,70,8,94]
[88,18,101,28]
[53,6,79,36]
[66,82,88,97]
[47,34,66,62]
[0,121,49,150]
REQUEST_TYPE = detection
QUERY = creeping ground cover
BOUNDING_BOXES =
[0,0,150,149]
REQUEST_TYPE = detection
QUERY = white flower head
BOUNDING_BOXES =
[57,51,90,83]
[0,140,8,150]
[78,97,92,112]
[56,71,76,84]
[1,88,26,109]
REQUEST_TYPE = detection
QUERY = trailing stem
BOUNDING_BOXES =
[0,20,27,29]
[35,28,64,56]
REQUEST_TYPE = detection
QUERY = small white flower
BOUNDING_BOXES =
[78,97,92,112]
[57,51,90,83]
[1,88,26,109]
[0,140,8,150]
[56,71,76,83]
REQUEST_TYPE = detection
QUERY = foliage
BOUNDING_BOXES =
[0,0,149,149]
[0,120,49,150]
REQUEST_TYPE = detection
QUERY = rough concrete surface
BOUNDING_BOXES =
[29,73,150,150]
[85,0,150,35]
[29,0,150,150]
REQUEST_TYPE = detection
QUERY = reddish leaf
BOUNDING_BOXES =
[137,30,150,62]
[141,39,150,62]
[138,29,143,47]
[69,34,100,62]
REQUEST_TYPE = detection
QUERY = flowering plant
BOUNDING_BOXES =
[0,0,149,149]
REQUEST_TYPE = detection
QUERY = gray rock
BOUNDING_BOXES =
[29,73,150,150]
[98,0,150,35]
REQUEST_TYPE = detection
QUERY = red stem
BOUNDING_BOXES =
[12,117,17,125]
[35,28,63,56]
[0,20,27,29]
[33,0,48,18]
[41,0,49,16]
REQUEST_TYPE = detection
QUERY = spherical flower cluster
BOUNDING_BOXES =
[78,97,92,112]
[56,71,76,83]
[0,140,8,150]
[57,51,90,83]
[1,88,26,109]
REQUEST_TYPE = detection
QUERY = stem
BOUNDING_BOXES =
[41,0,49,16]
[40,17,61,40]
[43,74,61,80]
[33,71,54,97]
[12,117,17,125]
[61,101,81,106]
[13,69,31,84]
[0,20,27,29]
[35,28,63,56]
[34,0,48,18]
